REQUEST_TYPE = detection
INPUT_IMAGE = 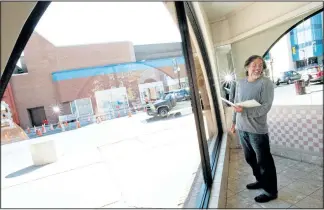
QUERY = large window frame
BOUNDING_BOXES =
[175,2,224,208]
[1,2,225,208]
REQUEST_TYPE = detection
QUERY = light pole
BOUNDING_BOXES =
[173,58,181,89]
[270,57,275,83]
[301,20,308,69]
[301,49,307,68]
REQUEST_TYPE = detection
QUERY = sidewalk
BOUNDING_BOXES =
[1,112,201,208]
[273,83,322,106]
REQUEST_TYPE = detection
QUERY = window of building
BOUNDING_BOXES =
[0,2,223,209]
[13,56,28,75]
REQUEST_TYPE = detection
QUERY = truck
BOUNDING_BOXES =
[145,92,177,117]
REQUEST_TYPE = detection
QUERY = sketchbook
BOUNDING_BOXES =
[221,97,261,108]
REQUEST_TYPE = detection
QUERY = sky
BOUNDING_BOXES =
[34,2,182,47]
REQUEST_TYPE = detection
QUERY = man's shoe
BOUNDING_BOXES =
[246,182,262,190]
[254,193,277,203]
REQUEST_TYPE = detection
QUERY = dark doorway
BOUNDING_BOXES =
[62,101,72,115]
[28,106,47,126]
[308,56,318,65]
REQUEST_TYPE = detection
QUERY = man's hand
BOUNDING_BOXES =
[230,124,236,134]
[233,105,243,113]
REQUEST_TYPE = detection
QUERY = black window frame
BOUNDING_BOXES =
[175,2,224,208]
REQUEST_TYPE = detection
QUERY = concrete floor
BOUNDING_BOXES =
[226,149,323,209]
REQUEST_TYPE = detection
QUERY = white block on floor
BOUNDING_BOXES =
[30,140,58,165]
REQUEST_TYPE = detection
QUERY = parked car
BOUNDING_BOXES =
[275,70,301,86]
[301,66,324,84]
[146,93,177,117]
[166,89,190,102]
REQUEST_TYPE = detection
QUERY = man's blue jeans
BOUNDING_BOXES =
[238,130,278,196]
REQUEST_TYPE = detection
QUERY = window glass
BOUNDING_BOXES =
[0,2,208,208]
[188,21,219,150]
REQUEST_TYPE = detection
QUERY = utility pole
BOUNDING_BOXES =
[270,57,274,83]
[177,67,181,89]
[173,58,181,89]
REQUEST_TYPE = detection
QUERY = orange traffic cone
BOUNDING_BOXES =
[36,129,42,137]
[76,120,81,129]
[42,124,47,133]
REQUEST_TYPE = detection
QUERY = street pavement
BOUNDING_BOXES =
[273,82,323,105]
[1,111,202,208]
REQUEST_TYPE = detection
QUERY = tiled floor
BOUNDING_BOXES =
[226,149,323,209]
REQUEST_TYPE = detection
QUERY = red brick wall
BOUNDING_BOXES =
[10,33,58,129]
[55,41,136,70]
[55,70,147,115]
[10,32,187,128]
[10,32,136,128]
[1,83,20,125]
[158,65,187,78]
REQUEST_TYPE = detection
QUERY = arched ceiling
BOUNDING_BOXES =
[200,2,322,47]
[1,2,36,75]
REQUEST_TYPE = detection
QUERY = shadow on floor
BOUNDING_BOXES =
[307,90,323,94]
[6,165,47,178]
[312,82,323,86]
[143,112,191,124]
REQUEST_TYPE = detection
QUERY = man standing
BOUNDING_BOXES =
[231,55,277,203]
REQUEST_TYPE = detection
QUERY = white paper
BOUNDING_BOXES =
[235,100,261,108]
[220,97,236,107]
[221,97,261,108]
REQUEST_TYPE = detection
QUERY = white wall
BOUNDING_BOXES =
[225,2,309,38]
[209,2,322,47]
[231,9,317,79]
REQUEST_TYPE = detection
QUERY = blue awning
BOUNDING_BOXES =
[52,56,185,82]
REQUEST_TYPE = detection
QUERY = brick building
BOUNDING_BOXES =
[2,83,20,125]
[8,32,187,128]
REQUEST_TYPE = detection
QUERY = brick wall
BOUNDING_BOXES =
[1,83,19,124]
[55,71,145,115]
[10,33,58,128]
[10,32,187,128]
[55,41,136,71]
[10,32,136,128]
